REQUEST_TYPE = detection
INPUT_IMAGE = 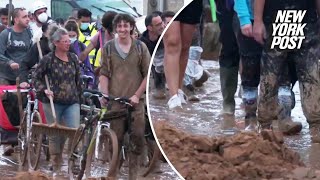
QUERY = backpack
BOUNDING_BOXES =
[104,39,143,76]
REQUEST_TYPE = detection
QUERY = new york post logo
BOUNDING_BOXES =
[271,10,306,50]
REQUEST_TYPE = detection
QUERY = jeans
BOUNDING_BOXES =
[42,103,80,155]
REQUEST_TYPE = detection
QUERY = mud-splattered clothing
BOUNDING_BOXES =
[32,52,82,105]
[258,22,320,125]
[100,38,150,155]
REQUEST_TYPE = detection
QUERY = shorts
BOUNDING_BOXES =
[175,0,203,24]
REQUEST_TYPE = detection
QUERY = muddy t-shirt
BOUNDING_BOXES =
[100,39,150,98]
[33,52,82,105]
[0,28,32,81]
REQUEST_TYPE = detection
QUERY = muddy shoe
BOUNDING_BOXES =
[244,117,258,132]
[220,114,239,135]
[152,89,166,100]
[279,118,302,135]
[261,129,284,144]
[193,70,209,87]
[167,94,183,111]
[3,146,14,156]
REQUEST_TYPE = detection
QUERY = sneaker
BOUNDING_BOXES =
[167,94,182,110]
[178,89,187,104]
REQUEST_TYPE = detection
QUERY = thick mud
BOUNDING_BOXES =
[154,121,320,180]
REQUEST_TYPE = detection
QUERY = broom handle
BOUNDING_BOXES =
[45,75,57,122]
[36,41,57,124]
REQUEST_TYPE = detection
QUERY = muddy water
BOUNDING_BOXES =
[148,60,320,172]
[0,139,178,179]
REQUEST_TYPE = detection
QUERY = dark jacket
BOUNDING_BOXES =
[139,30,164,55]
[19,36,51,83]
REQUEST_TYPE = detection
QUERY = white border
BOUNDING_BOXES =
[146,1,195,180]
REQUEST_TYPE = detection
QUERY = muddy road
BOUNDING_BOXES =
[148,60,320,175]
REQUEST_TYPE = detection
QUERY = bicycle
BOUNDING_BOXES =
[68,90,133,180]
[16,84,49,170]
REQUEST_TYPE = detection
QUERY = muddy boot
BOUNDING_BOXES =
[194,70,209,87]
[278,86,302,135]
[185,84,200,102]
[260,120,284,144]
[220,67,238,115]
[221,114,238,135]
[243,87,258,131]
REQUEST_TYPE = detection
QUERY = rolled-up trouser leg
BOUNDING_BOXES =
[258,49,287,127]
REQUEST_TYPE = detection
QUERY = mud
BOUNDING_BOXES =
[4,171,51,180]
[154,121,320,180]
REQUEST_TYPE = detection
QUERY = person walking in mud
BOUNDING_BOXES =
[99,13,150,179]
[253,0,320,139]
[163,0,203,110]
[32,25,82,175]
[140,11,166,99]
[233,0,302,133]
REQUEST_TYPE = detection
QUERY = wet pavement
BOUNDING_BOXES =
[148,60,320,173]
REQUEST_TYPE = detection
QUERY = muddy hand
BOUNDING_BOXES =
[130,94,140,106]
[44,89,54,99]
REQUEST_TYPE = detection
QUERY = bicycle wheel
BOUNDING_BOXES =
[142,140,161,177]
[18,112,28,166]
[27,111,43,170]
[85,128,119,178]
[68,124,88,180]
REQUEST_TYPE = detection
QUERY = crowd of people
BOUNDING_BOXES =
[155,0,320,143]
[0,0,173,178]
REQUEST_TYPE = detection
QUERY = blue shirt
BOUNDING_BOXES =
[234,0,253,27]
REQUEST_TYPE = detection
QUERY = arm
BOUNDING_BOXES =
[253,0,266,44]
[98,43,110,96]
[134,42,150,99]
[32,55,49,96]
[234,0,251,27]
[73,54,83,100]
[0,30,14,65]
[20,44,39,83]
[79,33,98,62]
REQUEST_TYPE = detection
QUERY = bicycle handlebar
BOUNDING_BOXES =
[83,89,132,107]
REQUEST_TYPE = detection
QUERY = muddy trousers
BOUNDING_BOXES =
[151,65,165,90]
[110,102,145,180]
[216,1,239,114]
[258,24,320,126]
[42,103,80,169]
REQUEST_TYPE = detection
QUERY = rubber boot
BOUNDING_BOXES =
[242,87,258,131]
[278,86,302,134]
[220,66,238,115]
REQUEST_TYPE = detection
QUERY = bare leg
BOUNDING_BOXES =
[163,21,182,97]
[178,23,196,88]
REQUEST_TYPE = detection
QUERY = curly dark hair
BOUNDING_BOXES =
[113,13,135,35]
[101,11,117,34]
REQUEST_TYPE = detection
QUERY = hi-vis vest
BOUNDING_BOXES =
[78,24,100,67]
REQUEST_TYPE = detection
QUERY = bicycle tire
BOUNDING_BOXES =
[68,124,87,180]
[85,128,119,178]
[18,112,28,166]
[142,141,161,177]
[27,111,43,170]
